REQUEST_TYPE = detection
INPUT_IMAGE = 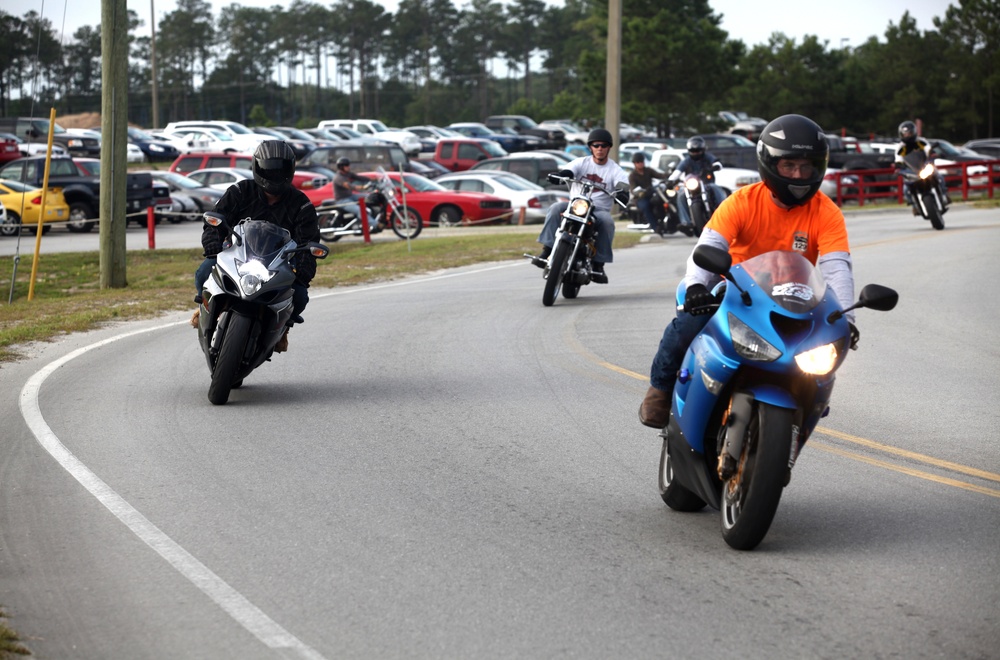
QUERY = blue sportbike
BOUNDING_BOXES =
[658,245,898,550]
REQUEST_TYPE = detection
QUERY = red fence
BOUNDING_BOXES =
[824,160,1000,207]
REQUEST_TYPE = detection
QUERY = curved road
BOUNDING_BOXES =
[2,207,998,658]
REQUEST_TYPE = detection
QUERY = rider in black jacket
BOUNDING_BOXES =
[192,140,320,352]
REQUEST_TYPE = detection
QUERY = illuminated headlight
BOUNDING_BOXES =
[237,259,273,295]
[795,343,839,375]
[919,163,935,179]
[569,198,591,216]
[685,177,700,191]
[729,313,781,361]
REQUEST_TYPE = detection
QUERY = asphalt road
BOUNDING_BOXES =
[1,206,998,659]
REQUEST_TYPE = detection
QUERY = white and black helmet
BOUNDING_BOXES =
[756,114,829,208]
[252,140,296,195]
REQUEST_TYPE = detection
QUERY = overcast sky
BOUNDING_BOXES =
[26,0,949,51]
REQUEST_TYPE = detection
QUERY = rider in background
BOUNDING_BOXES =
[638,114,857,428]
[894,120,950,212]
[666,136,727,234]
[531,128,630,284]
[334,156,385,232]
[629,151,668,235]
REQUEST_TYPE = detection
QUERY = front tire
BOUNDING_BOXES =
[720,403,793,550]
[924,193,945,230]
[433,205,462,227]
[659,436,707,511]
[391,206,422,239]
[542,240,571,307]
[690,201,707,237]
[208,314,252,405]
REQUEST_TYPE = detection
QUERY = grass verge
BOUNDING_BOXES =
[0,607,30,657]
[0,229,644,363]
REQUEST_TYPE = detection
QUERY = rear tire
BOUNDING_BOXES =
[924,194,945,230]
[433,205,462,227]
[66,202,96,233]
[659,436,707,511]
[720,403,793,550]
[208,314,252,405]
[542,240,570,307]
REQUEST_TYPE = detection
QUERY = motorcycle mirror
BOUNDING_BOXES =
[858,284,899,311]
[692,244,732,275]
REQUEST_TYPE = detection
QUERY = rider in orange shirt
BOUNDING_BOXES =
[639,114,857,428]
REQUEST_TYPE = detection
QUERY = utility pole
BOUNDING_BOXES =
[100,0,128,288]
[605,0,622,163]
[150,0,160,128]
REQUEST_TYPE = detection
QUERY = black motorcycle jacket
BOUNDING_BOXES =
[668,152,722,184]
[202,179,321,286]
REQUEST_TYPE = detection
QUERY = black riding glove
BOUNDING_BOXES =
[848,321,860,350]
[684,283,715,315]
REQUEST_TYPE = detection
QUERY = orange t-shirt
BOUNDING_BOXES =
[706,182,850,266]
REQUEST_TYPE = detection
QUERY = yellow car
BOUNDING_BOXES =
[0,180,70,236]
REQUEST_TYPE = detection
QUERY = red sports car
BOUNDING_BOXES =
[358,171,512,227]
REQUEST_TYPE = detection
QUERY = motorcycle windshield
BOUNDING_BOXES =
[242,221,291,261]
[903,150,929,171]
[739,251,827,313]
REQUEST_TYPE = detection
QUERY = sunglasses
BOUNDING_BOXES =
[590,143,611,149]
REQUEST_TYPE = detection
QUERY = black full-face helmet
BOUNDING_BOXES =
[686,136,706,159]
[587,128,613,147]
[898,120,917,143]
[756,114,829,208]
[252,140,296,195]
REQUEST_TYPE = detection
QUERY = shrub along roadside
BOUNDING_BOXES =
[0,231,644,363]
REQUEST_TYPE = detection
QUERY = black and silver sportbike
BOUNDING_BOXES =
[196,212,329,405]
[318,168,422,242]
[526,172,628,307]
[898,150,948,230]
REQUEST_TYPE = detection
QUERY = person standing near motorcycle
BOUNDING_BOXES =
[531,128,630,284]
[629,152,668,235]
[192,140,320,352]
[333,157,385,232]
[638,114,857,428]
[666,136,727,235]
[894,120,950,213]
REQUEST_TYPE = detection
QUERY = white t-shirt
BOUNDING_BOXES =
[566,156,630,212]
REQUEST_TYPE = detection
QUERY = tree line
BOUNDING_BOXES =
[0,0,997,142]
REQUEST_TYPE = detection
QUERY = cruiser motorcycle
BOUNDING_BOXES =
[527,172,628,306]
[679,167,723,237]
[318,168,422,241]
[658,245,898,550]
[196,212,330,405]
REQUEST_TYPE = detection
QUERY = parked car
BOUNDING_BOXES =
[162,120,268,153]
[468,152,568,188]
[0,179,70,235]
[433,137,507,172]
[316,119,422,157]
[357,170,512,227]
[0,131,68,157]
[169,151,253,175]
[717,110,767,140]
[537,120,590,145]
[159,126,251,154]
[126,126,180,162]
[185,167,253,192]
[251,126,314,160]
[435,170,569,223]
[0,116,101,157]
[483,115,566,150]
[961,138,1000,160]
[445,122,526,153]
[302,128,347,143]
[140,170,224,221]
[0,133,20,164]
[270,126,338,148]
[407,158,451,179]
[297,141,410,180]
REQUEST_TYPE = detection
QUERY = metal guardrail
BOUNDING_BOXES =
[824,159,1000,207]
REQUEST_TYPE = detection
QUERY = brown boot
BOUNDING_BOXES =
[274,328,289,353]
[190,308,200,328]
[639,385,672,428]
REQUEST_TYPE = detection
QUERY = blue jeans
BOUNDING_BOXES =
[195,257,309,320]
[649,310,712,391]
[636,196,659,231]
[336,193,374,229]
[677,183,726,227]
[537,201,615,263]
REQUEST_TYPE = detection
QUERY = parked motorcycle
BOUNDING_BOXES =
[679,169,722,237]
[318,168,422,242]
[196,212,330,405]
[657,245,898,550]
[526,173,628,307]
[899,150,948,230]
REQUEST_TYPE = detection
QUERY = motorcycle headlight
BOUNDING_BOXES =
[729,313,781,361]
[919,163,935,179]
[795,343,839,375]
[569,198,591,217]
[685,177,700,191]
[237,259,273,296]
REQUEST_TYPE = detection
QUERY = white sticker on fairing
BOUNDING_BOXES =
[773,283,813,301]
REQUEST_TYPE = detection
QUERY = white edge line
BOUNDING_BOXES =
[18,322,326,660]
